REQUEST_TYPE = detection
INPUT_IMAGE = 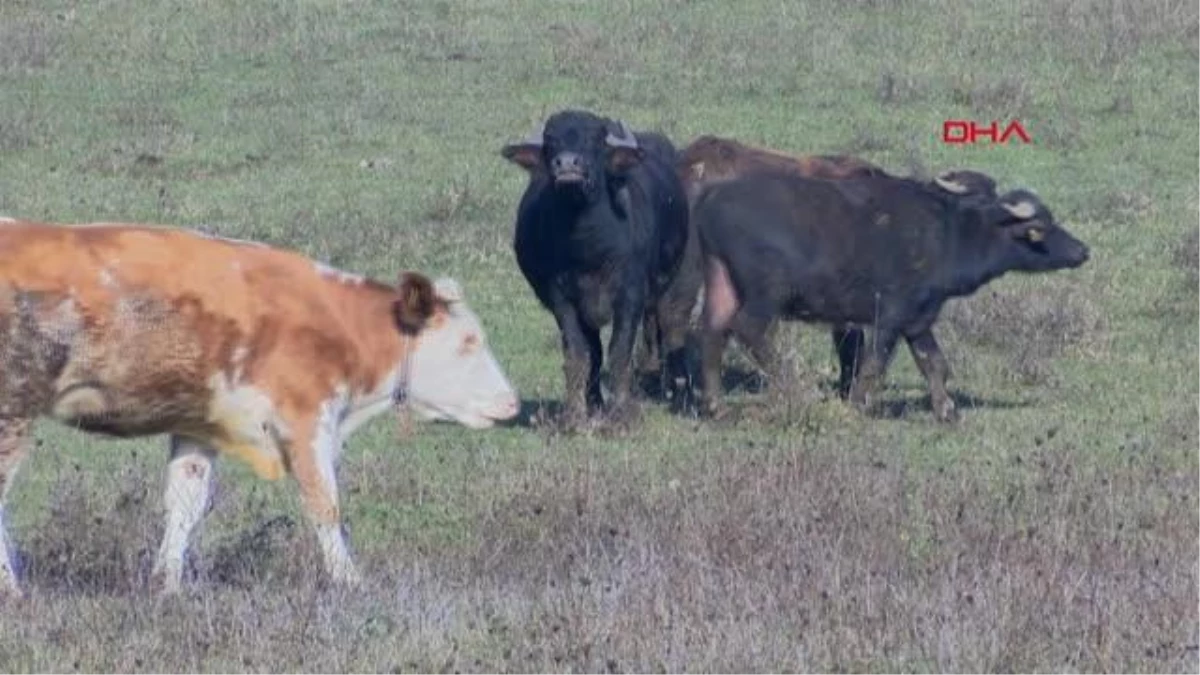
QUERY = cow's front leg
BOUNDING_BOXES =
[289,411,361,588]
[848,326,900,415]
[606,288,645,423]
[151,435,216,595]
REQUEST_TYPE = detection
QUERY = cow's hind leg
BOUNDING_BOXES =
[0,418,32,597]
[151,435,215,595]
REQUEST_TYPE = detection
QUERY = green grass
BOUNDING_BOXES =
[0,0,1196,671]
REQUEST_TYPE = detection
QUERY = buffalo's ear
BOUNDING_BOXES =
[605,119,645,174]
[501,143,542,171]
[394,271,437,335]
[502,121,546,172]
[607,146,645,174]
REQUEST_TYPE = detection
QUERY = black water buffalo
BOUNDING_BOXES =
[501,109,701,425]
[677,135,1000,398]
[693,171,1089,422]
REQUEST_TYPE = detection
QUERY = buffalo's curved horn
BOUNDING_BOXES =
[520,120,545,146]
[934,172,969,194]
[1002,200,1037,219]
[605,119,639,149]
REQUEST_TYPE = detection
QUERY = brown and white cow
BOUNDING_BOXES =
[0,218,520,596]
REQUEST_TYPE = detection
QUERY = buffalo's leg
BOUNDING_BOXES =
[831,326,866,399]
[638,311,661,377]
[699,326,731,417]
[905,328,958,423]
[655,283,702,412]
[151,435,216,595]
[731,310,781,382]
[0,418,31,597]
[583,324,604,413]
[698,256,740,416]
[554,307,598,424]
[606,288,645,421]
[848,326,900,414]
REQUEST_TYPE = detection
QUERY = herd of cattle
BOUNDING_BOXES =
[0,107,1089,596]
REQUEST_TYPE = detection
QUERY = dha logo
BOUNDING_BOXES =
[942,120,1032,145]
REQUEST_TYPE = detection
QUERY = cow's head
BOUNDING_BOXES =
[501,109,644,202]
[393,273,520,429]
[976,190,1090,272]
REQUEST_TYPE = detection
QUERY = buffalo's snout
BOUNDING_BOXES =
[1069,241,1090,267]
[551,152,586,184]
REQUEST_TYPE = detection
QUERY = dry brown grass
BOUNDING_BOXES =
[0,426,1194,672]
[942,280,1108,386]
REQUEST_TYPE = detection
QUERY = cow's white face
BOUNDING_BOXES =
[404,279,520,429]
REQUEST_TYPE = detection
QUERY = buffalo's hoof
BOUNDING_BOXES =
[932,398,960,423]
[604,401,643,432]
[698,398,732,421]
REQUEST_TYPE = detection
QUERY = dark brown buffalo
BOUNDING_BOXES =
[677,135,998,401]
[693,171,1089,422]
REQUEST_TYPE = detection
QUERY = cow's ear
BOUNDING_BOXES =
[501,143,542,171]
[394,271,437,335]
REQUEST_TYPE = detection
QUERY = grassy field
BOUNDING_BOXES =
[0,0,1197,671]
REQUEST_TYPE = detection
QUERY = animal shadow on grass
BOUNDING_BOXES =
[511,397,641,438]
[507,365,772,431]
[204,514,304,591]
[509,398,564,429]
[874,389,1033,420]
[19,472,159,596]
[636,365,768,401]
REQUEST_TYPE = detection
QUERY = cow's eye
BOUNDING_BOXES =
[459,333,480,355]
